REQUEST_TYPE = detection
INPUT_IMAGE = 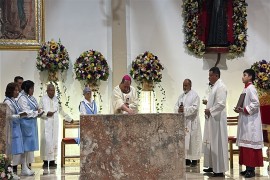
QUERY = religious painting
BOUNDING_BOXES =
[183,0,248,58]
[0,0,44,50]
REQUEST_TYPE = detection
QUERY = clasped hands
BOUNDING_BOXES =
[204,109,210,118]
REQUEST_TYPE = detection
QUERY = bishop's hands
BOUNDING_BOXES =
[121,103,135,114]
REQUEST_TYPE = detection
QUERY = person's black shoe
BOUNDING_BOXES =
[203,167,213,172]
[186,159,191,166]
[190,160,198,167]
[240,170,247,176]
[42,163,49,168]
[42,161,49,168]
[212,172,224,177]
[13,165,17,173]
[244,171,255,178]
[49,161,57,167]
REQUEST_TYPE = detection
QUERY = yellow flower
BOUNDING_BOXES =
[237,47,242,52]
[262,64,268,69]
[187,21,192,28]
[51,45,57,50]
[147,52,153,59]
[55,58,59,62]
[263,76,268,81]
[91,63,94,67]
[89,51,93,55]
[85,67,90,71]
[238,34,245,41]
[87,74,91,79]
[258,72,264,79]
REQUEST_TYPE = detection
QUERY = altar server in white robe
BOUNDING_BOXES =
[203,67,228,177]
[234,69,263,178]
[112,75,138,114]
[174,79,202,167]
[39,84,73,168]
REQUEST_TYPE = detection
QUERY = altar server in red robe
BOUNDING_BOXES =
[235,69,264,178]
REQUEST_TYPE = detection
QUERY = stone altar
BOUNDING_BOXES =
[80,113,185,179]
[0,103,11,154]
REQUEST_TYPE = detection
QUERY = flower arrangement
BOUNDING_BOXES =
[251,60,270,90]
[36,39,70,73]
[36,39,71,111]
[74,50,109,85]
[182,0,248,58]
[0,154,13,180]
[130,51,164,83]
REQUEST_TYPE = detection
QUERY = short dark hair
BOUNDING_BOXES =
[14,76,23,83]
[21,80,34,94]
[184,79,192,86]
[5,83,18,98]
[243,69,255,82]
[209,67,220,78]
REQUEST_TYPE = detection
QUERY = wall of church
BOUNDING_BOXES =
[0,0,269,158]
[127,0,270,118]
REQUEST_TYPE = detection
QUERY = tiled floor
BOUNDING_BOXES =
[16,156,270,179]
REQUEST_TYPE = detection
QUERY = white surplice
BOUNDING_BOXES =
[111,85,138,114]
[174,89,202,160]
[202,79,229,173]
[39,94,72,161]
[236,84,264,149]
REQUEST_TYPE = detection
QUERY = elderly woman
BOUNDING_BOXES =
[79,87,97,115]
[17,80,43,176]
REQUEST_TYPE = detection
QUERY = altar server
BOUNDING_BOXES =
[235,69,263,178]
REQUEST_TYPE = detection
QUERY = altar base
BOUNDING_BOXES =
[80,113,185,179]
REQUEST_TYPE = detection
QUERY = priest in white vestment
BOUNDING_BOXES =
[174,79,202,167]
[111,75,138,114]
[39,84,73,168]
[203,67,228,177]
[235,69,263,178]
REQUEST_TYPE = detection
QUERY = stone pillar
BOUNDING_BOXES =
[112,0,127,88]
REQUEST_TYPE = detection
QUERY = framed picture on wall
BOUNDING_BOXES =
[0,0,44,50]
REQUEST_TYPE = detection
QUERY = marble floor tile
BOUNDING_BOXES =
[15,156,270,179]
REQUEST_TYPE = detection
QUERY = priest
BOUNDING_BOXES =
[174,79,202,167]
[203,67,228,177]
[39,84,73,168]
[111,75,138,114]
